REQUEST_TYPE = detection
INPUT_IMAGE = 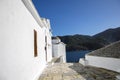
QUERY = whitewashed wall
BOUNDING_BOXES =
[79,58,88,66]
[44,26,52,62]
[52,42,66,63]
[41,18,52,62]
[46,33,52,62]
[52,44,58,57]
[52,38,61,44]
[86,55,120,73]
[58,43,66,63]
[0,0,51,80]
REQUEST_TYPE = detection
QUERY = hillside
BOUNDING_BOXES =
[58,34,107,51]
[93,27,120,43]
[58,27,120,51]
[88,40,120,58]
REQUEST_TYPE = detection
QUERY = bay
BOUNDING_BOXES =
[66,50,91,62]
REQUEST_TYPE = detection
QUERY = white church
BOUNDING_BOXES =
[0,0,54,80]
[52,37,66,63]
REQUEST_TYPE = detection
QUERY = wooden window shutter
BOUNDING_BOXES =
[34,29,38,57]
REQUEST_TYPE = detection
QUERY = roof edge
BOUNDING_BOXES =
[22,0,44,28]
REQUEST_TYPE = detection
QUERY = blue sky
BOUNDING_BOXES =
[33,0,120,36]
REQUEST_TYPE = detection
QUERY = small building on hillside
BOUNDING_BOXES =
[52,37,66,63]
[80,40,120,73]
[0,0,52,80]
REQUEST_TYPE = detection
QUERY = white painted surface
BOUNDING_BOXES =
[43,26,52,62]
[0,0,52,80]
[52,45,58,57]
[52,38,61,44]
[41,18,52,62]
[79,58,88,66]
[22,0,44,27]
[86,55,120,73]
[116,75,120,80]
[52,38,66,63]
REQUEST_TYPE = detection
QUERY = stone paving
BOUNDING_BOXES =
[38,63,119,80]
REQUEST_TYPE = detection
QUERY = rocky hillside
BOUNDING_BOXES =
[58,27,120,51]
[58,35,107,51]
[88,40,120,58]
[93,27,120,43]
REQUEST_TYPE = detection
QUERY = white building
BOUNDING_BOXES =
[52,37,66,63]
[0,0,52,80]
[41,18,52,62]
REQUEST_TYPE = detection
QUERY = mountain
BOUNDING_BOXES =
[57,27,120,51]
[93,27,120,43]
[58,34,107,51]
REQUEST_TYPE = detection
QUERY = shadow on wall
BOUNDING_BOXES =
[69,63,118,80]
[55,57,61,63]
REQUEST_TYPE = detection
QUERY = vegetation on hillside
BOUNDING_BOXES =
[57,27,120,51]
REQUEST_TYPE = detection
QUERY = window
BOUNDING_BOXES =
[34,29,38,57]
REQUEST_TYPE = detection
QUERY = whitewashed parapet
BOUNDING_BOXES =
[79,58,88,66]
[116,75,120,80]
[86,55,120,73]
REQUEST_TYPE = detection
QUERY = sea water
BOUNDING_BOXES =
[66,50,91,62]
